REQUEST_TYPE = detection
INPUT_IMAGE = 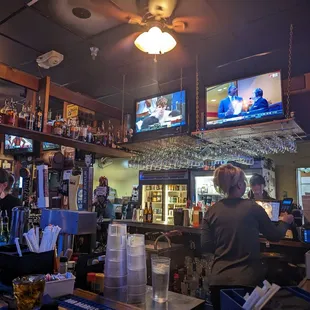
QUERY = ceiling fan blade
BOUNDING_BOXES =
[172,16,210,34]
[90,0,142,22]
[103,31,142,60]
[217,51,274,68]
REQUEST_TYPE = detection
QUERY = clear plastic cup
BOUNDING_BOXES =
[127,234,145,247]
[104,260,127,276]
[151,256,170,303]
[104,276,127,287]
[128,284,147,295]
[105,249,127,262]
[104,286,127,302]
[127,268,147,285]
[108,224,127,236]
[106,235,127,250]
[127,293,146,304]
[127,254,146,270]
[127,244,145,256]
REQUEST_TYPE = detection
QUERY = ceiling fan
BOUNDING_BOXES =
[91,0,209,55]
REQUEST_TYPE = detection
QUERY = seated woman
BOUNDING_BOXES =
[202,164,293,310]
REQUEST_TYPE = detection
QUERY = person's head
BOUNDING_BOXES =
[249,174,265,197]
[253,88,263,99]
[228,85,237,96]
[213,164,246,198]
[0,169,9,196]
[155,97,168,119]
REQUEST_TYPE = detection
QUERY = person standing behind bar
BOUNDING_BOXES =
[0,172,21,224]
[217,85,243,118]
[248,173,273,200]
[202,164,293,310]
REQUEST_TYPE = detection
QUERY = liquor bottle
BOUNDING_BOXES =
[65,119,71,138]
[27,104,35,130]
[148,202,153,223]
[53,114,63,136]
[116,130,121,144]
[173,273,181,293]
[86,122,93,143]
[18,104,28,128]
[6,98,16,126]
[102,121,108,146]
[34,96,43,131]
[143,202,148,223]
[195,275,206,299]
[79,120,87,142]
[70,118,79,140]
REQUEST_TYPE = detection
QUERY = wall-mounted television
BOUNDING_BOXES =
[135,90,186,133]
[206,71,283,128]
[4,135,33,154]
[42,142,60,151]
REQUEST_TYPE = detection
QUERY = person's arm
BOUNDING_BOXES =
[217,100,226,119]
[201,212,215,253]
[254,203,291,241]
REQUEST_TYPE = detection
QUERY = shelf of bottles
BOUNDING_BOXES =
[0,97,43,132]
[0,96,134,158]
[144,185,163,223]
[49,111,133,151]
[166,184,187,225]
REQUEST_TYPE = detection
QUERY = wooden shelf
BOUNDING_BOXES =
[0,123,134,158]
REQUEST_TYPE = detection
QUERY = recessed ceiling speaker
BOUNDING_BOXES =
[72,7,91,19]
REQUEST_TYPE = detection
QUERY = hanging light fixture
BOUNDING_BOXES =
[134,25,176,55]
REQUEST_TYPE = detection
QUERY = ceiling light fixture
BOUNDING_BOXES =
[134,25,176,55]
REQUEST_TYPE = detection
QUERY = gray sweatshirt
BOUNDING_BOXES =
[202,198,290,286]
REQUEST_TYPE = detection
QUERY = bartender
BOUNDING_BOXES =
[248,173,273,200]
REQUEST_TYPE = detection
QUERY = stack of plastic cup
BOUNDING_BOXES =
[127,234,147,304]
[104,224,127,302]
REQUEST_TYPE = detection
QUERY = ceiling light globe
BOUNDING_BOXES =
[134,26,177,55]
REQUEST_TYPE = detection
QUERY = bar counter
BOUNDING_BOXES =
[72,287,205,310]
[113,219,204,234]
[114,220,310,248]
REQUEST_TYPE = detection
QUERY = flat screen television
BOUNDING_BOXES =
[135,90,186,133]
[206,71,283,128]
[4,135,33,154]
[42,142,60,151]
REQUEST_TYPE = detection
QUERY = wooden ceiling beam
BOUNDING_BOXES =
[0,63,39,90]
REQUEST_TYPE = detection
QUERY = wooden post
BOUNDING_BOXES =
[38,76,51,133]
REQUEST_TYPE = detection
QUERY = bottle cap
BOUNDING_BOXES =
[60,256,68,263]
[87,272,96,282]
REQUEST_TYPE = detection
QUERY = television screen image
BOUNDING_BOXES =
[135,90,186,133]
[206,71,283,126]
[43,142,60,151]
[5,135,33,152]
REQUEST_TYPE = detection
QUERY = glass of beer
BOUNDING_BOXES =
[13,275,45,310]
[151,256,170,303]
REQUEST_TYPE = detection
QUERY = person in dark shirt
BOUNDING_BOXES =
[202,164,293,310]
[0,171,21,224]
[248,173,274,200]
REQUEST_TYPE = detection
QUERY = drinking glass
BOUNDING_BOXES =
[151,257,170,303]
